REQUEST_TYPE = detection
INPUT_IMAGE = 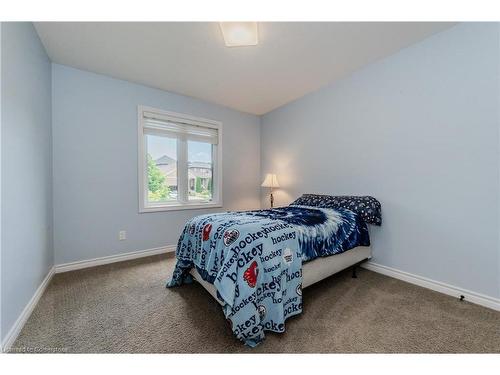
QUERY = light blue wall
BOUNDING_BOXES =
[52,64,261,264]
[1,22,53,342]
[261,23,500,299]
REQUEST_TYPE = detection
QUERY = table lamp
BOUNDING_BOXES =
[261,173,280,208]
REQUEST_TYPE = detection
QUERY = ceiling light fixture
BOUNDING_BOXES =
[219,22,258,47]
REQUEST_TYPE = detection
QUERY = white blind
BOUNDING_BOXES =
[143,112,219,145]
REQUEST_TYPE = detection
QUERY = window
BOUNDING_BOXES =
[138,106,222,212]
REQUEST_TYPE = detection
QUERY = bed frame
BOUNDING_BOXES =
[190,246,372,304]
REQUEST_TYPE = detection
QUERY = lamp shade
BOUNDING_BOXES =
[261,174,280,188]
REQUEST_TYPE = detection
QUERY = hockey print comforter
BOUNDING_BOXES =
[166,205,370,347]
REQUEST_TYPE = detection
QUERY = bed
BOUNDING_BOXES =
[190,245,372,304]
[167,194,381,347]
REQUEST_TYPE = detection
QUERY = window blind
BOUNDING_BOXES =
[143,113,219,145]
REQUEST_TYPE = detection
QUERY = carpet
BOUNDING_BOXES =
[12,254,500,353]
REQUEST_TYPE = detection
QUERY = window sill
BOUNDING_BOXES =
[139,202,223,213]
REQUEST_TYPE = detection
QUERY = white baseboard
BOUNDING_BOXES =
[1,266,55,352]
[362,262,500,311]
[54,245,176,273]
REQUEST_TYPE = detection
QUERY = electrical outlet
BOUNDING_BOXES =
[119,230,127,241]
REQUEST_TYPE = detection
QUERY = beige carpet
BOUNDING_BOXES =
[11,254,500,353]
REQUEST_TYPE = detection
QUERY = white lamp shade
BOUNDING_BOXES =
[261,174,280,188]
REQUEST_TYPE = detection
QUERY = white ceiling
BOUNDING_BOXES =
[34,22,455,115]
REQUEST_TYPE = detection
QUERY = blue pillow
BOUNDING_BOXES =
[290,194,382,225]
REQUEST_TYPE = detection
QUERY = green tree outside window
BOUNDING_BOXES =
[147,154,170,201]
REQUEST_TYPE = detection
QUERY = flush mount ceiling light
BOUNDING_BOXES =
[219,22,258,47]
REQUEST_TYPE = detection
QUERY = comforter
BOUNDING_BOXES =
[167,205,370,347]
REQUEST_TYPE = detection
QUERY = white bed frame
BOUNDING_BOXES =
[190,246,372,304]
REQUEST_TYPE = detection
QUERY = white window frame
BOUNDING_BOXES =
[138,105,223,213]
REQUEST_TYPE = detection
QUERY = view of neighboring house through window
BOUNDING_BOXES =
[139,106,222,212]
[146,135,178,202]
[188,140,213,202]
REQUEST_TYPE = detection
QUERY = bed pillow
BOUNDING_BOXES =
[290,194,382,225]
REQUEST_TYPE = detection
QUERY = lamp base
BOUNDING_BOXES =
[270,192,274,208]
